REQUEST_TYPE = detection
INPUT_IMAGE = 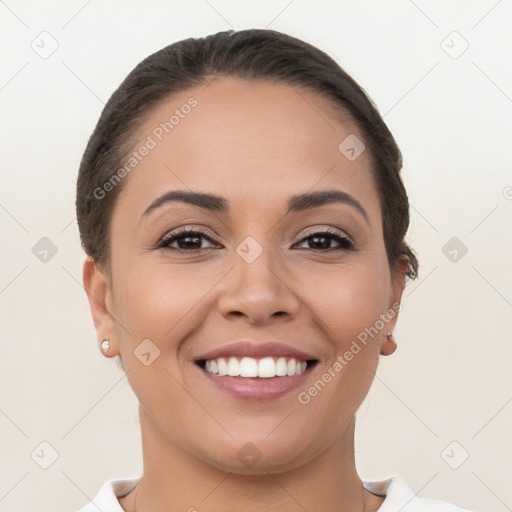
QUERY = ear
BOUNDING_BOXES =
[380,257,409,357]
[83,256,120,358]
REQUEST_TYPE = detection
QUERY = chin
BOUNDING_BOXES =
[195,432,313,475]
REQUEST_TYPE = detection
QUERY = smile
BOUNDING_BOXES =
[193,341,320,401]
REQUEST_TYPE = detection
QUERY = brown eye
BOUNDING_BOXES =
[295,229,355,251]
[158,228,220,252]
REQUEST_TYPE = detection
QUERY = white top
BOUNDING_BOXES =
[77,475,473,511]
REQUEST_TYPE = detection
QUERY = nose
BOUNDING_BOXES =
[217,242,301,325]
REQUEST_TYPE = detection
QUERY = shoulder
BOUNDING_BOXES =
[75,477,139,512]
[364,476,473,511]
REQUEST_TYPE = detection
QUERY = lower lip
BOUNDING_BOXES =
[197,365,314,402]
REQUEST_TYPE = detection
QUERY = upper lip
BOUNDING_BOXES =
[195,341,317,362]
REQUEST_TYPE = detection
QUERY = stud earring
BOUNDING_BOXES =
[101,338,110,355]
[382,331,397,356]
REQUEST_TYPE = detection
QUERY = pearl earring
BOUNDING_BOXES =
[101,339,110,355]
[386,332,393,338]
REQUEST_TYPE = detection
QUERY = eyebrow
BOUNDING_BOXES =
[142,189,370,226]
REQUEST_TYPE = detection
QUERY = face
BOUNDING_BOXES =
[85,77,406,473]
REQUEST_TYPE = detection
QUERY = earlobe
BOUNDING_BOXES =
[380,332,397,356]
[82,256,119,357]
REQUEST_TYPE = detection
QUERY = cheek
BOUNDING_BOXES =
[301,257,389,339]
[112,259,225,348]
[294,258,388,398]
[294,263,386,430]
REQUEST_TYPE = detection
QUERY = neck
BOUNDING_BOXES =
[123,405,381,512]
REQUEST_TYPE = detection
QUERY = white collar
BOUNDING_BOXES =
[77,475,471,511]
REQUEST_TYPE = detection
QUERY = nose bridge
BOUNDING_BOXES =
[217,231,298,323]
[234,232,284,295]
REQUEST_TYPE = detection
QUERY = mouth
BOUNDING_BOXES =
[193,341,319,401]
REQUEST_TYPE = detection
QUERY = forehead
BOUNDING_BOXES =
[113,77,381,223]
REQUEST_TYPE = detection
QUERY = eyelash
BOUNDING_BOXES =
[156,226,355,253]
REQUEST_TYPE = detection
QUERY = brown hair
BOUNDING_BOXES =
[76,28,419,280]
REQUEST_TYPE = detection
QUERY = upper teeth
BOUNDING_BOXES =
[204,357,308,378]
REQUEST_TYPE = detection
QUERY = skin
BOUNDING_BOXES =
[83,76,408,511]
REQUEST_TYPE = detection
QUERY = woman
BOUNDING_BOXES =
[76,29,471,511]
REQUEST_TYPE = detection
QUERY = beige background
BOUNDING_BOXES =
[1,1,511,511]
